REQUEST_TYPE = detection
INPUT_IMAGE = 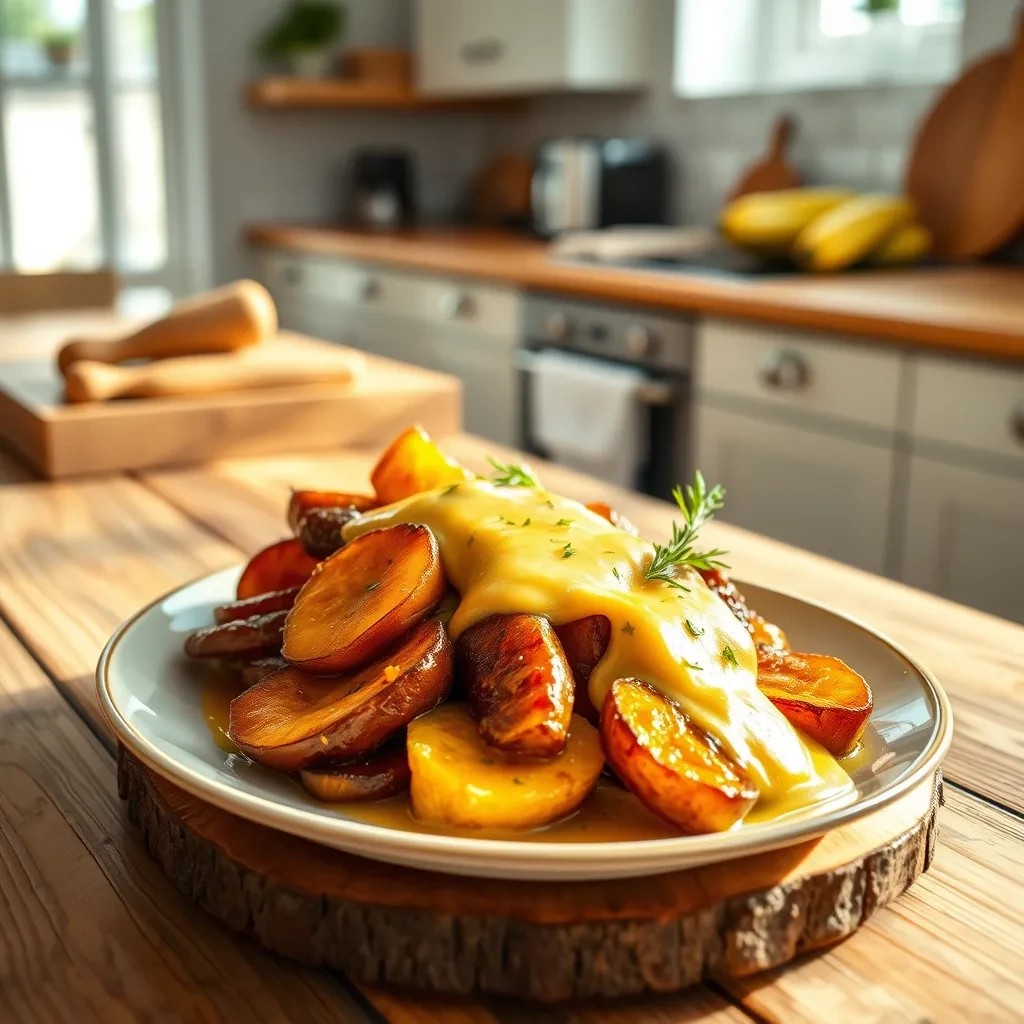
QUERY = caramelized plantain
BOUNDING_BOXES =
[585,501,639,536]
[370,424,472,505]
[601,678,758,834]
[230,617,453,772]
[300,742,411,803]
[296,506,360,559]
[553,615,611,724]
[283,523,446,674]
[214,586,299,625]
[456,613,574,757]
[756,649,872,756]
[184,610,287,660]
[287,489,376,533]
[236,538,319,600]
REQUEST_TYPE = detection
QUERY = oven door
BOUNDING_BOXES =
[516,346,690,498]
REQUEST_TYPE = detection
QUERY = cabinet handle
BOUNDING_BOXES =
[439,290,476,320]
[759,350,810,391]
[460,38,504,64]
[1012,402,1024,444]
[358,277,381,302]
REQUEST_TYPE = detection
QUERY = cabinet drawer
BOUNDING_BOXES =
[414,276,519,338]
[694,404,895,574]
[698,320,904,432]
[901,454,1024,622]
[910,356,1024,468]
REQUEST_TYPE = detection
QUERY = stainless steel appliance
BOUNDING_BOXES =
[519,294,694,498]
[531,138,670,238]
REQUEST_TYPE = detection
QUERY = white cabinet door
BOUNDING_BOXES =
[415,0,647,96]
[901,455,1024,623]
[417,324,518,445]
[695,405,895,574]
[416,0,567,96]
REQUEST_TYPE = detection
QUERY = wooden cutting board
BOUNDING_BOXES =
[118,749,940,1003]
[0,332,461,478]
[727,114,801,201]
[906,14,1024,259]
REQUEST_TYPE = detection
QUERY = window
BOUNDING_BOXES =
[0,0,201,298]
[675,0,964,97]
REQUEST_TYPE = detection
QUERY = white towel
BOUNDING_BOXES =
[530,349,648,488]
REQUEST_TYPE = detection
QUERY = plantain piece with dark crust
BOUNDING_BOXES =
[296,505,361,559]
[240,656,288,687]
[300,741,411,803]
[230,617,453,772]
[184,610,286,660]
[554,615,611,724]
[456,612,575,758]
[214,586,299,624]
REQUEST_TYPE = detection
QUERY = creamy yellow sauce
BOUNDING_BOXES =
[343,480,853,818]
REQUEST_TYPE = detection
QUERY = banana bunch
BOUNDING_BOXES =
[720,188,932,271]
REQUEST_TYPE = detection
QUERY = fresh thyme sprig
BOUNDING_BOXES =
[487,456,538,488]
[644,471,729,587]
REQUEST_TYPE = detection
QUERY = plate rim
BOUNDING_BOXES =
[96,566,954,873]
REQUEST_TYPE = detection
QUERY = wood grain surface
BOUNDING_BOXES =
[2,428,1023,1021]
[244,225,1024,361]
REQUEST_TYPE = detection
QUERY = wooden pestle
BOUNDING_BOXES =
[63,350,363,403]
[57,280,278,376]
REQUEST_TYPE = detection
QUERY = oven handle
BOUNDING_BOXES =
[515,350,676,407]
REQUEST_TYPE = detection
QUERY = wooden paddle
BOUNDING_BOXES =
[906,12,1024,259]
[57,280,277,376]
[63,347,363,403]
[727,114,800,201]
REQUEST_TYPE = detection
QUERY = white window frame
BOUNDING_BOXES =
[0,0,210,297]
[675,0,963,97]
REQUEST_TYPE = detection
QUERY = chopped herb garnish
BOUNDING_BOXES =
[521,517,531,527]
[622,621,635,636]
[513,777,524,785]
[364,581,380,592]
[684,660,704,671]
[644,471,729,588]
[685,618,704,638]
[555,518,574,527]
[722,645,738,666]
[561,543,575,559]
[544,498,556,509]
[440,483,460,496]
[611,566,621,581]
[488,456,538,488]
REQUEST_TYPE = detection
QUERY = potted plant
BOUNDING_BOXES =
[42,29,76,71]
[257,1,346,78]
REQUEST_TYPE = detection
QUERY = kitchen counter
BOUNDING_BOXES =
[246,224,1024,362]
[2,412,1023,1019]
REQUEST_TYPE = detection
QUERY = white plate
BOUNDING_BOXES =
[97,567,952,881]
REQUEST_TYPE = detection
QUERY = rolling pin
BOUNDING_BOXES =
[57,280,278,376]
[63,350,363,403]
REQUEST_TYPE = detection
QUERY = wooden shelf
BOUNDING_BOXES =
[245,77,522,112]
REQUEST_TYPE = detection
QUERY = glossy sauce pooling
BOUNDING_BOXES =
[344,480,853,814]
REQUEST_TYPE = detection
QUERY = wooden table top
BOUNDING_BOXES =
[2,309,1022,1022]
[2,418,1023,1023]
[246,224,1024,362]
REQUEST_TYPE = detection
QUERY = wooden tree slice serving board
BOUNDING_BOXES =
[117,748,941,1003]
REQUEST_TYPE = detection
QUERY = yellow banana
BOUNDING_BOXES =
[719,188,855,255]
[793,194,916,272]
[870,222,932,266]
